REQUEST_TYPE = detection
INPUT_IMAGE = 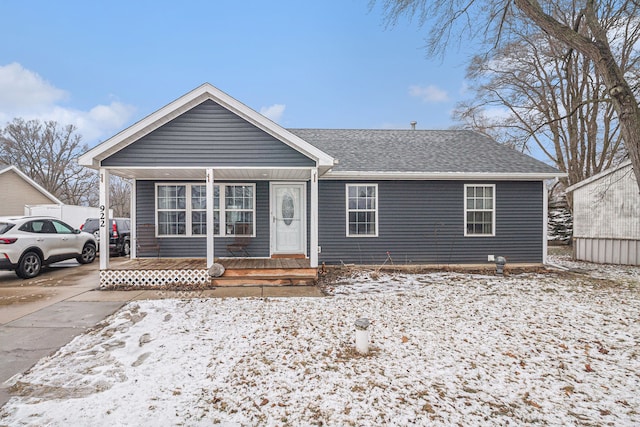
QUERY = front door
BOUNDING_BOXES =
[271,183,306,255]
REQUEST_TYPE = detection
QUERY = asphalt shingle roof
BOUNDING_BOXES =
[288,129,559,175]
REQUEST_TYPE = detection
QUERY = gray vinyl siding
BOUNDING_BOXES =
[317,180,544,264]
[135,179,544,263]
[135,180,270,257]
[104,100,314,167]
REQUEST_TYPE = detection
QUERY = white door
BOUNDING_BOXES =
[271,183,305,255]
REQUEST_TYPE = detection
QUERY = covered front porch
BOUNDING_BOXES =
[90,129,331,288]
[78,83,336,289]
[95,165,322,288]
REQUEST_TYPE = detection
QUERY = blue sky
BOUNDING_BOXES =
[0,0,472,148]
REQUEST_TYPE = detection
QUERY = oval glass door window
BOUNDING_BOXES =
[282,192,295,226]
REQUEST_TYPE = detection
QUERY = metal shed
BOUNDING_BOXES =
[567,160,640,265]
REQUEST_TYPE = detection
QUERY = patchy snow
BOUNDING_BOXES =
[548,253,640,285]
[1,260,639,426]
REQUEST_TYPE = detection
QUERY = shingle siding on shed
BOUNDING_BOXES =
[317,180,544,264]
[103,100,314,168]
[135,180,271,258]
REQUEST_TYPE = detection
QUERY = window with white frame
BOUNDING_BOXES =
[464,184,495,236]
[157,185,187,235]
[156,183,254,237]
[346,184,378,237]
[224,185,253,236]
[190,185,207,235]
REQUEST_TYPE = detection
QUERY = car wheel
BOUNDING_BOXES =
[120,240,130,257]
[77,243,97,264]
[16,251,42,279]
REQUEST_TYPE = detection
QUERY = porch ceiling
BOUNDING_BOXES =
[105,167,316,181]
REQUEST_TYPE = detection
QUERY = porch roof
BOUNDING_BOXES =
[98,166,318,181]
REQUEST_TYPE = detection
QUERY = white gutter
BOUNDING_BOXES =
[321,171,566,181]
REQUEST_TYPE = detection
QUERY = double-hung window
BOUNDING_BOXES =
[224,185,253,235]
[190,185,207,235]
[157,185,187,235]
[156,183,254,237]
[346,184,378,237]
[464,184,495,236]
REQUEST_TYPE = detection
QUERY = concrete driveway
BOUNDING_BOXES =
[0,259,101,324]
[0,257,128,407]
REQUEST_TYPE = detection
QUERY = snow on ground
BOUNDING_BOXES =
[1,259,639,426]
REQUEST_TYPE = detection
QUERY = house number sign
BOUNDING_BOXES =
[99,205,106,228]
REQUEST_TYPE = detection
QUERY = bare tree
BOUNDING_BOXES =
[454,17,636,188]
[377,0,640,190]
[109,176,131,218]
[0,118,97,205]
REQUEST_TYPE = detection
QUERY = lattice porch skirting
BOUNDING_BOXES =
[100,269,210,289]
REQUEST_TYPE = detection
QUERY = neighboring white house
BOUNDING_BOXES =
[566,160,640,265]
[0,165,62,216]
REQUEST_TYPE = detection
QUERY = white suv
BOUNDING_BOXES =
[0,216,97,279]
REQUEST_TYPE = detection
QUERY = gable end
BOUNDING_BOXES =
[102,100,315,168]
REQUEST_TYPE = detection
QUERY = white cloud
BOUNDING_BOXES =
[260,104,286,122]
[0,63,68,110]
[408,84,450,103]
[0,63,136,145]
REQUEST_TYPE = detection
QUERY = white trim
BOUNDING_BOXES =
[154,182,256,238]
[463,184,496,237]
[323,171,564,181]
[320,171,567,181]
[223,183,257,237]
[310,169,319,268]
[130,179,137,259]
[79,83,334,169]
[97,165,319,172]
[345,183,379,238]
[0,165,63,204]
[99,169,110,269]
[206,169,215,268]
[565,159,632,192]
[91,165,324,181]
[270,182,307,256]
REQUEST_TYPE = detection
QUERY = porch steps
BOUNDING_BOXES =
[212,266,318,287]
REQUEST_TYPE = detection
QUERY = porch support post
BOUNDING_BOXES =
[130,179,137,259]
[310,168,319,268]
[99,168,110,270]
[206,168,215,268]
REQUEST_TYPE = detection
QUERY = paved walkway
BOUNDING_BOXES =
[0,266,323,408]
